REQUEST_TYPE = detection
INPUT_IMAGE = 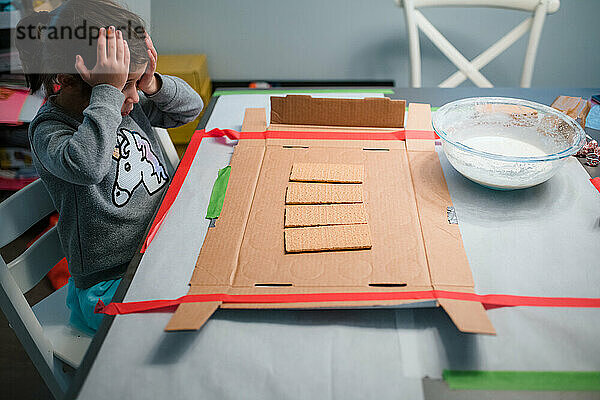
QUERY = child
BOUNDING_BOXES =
[16,0,203,333]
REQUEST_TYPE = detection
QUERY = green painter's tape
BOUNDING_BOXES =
[443,370,600,391]
[213,89,394,96]
[205,166,231,219]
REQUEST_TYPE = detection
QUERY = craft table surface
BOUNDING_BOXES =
[68,89,600,400]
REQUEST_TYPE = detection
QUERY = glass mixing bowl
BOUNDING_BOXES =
[432,97,586,190]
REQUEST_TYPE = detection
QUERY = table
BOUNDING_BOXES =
[67,88,600,400]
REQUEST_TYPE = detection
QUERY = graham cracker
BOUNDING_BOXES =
[284,204,368,227]
[284,224,372,253]
[290,163,364,183]
[285,182,363,205]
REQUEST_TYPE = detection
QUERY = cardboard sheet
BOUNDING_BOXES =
[167,95,493,334]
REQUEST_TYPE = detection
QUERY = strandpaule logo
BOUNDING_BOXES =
[15,19,146,46]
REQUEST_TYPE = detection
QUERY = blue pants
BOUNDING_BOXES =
[66,277,121,334]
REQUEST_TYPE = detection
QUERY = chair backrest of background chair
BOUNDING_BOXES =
[401,0,559,13]
[396,0,560,88]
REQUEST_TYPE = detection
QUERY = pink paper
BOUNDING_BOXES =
[0,88,29,125]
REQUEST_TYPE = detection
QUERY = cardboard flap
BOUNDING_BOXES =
[165,301,221,331]
[189,138,266,286]
[406,103,474,288]
[405,103,435,152]
[438,298,495,335]
[408,150,475,287]
[271,95,406,128]
[242,108,267,132]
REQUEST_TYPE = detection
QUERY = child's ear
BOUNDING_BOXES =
[56,74,79,88]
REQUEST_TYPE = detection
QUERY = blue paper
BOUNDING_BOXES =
[586,104,600,131]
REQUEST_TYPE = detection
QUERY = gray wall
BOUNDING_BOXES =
[150,0,600,87]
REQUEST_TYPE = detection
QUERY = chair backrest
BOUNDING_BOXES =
[0,179,68,399]
[396,0,560,87]
[0,131,177,399]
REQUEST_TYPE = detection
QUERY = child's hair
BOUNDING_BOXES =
[15,0,149,96]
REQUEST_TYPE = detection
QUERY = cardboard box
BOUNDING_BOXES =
[166,95,494,334]
[550,96,591,129]
[157,54,212,151]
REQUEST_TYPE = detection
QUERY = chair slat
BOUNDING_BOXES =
[8,227,64,293]
[411,0,559,13]
[439,17,532,87]
[0,180,56,248]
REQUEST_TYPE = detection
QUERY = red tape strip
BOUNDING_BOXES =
[591,177,600,194]
[96,290,600,316]
[201,129,437,141]
[141,130,205,253]
[141,128,438,252]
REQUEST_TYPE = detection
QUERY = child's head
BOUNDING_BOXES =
[16,0,149,99]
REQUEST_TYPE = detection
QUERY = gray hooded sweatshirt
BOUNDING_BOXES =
[28,74,203,289]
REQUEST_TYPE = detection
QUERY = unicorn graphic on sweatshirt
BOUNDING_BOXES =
[112,128,169,207]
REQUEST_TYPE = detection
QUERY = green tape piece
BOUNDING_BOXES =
[205,166,231,219]
[213,88,394,96]
[443,370,600,391]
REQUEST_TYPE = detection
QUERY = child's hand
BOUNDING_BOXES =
[75,27,130,91]
[137,33,160,95]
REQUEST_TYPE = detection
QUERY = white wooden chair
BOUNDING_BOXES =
[395,0,560,87]
[154,127,180,171]
[0,129,177,399]
[0,179,93,399]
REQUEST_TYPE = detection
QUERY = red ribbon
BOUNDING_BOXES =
[141,128,437,253]
[96,290,600,316]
